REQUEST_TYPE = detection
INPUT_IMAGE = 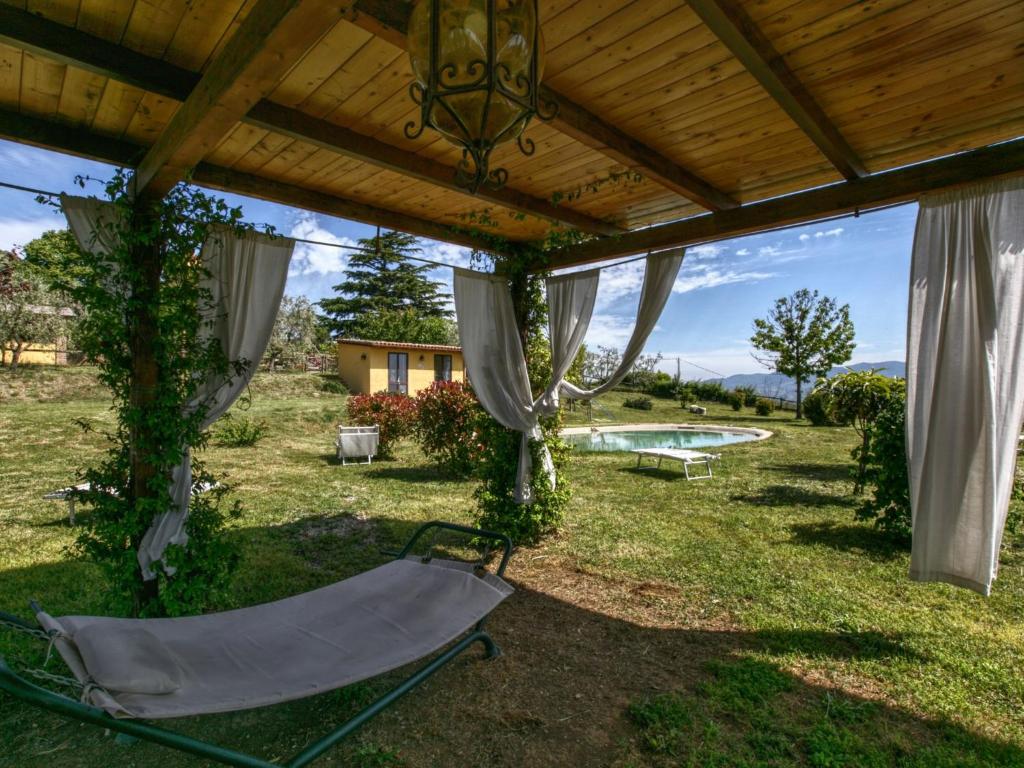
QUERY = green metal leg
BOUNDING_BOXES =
[0,630,498,768]
[285,631,495,768]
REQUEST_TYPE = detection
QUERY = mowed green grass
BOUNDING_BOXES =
[1,367,1022,767]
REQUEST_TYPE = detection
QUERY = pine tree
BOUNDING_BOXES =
[318,231,451,338]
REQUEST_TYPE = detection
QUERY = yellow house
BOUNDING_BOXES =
[1,340,69,366]
[336,339,465,396]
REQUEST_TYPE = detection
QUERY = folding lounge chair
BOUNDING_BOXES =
[0,521,512,767]
[633,448,721,480]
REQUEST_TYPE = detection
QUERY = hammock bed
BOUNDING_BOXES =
[0,521,513,767]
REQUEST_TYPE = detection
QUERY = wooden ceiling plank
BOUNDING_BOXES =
[346,0,738,211]
[56,65,108,127]
[246,102,621,234]
[543,138,1024,268]
[75,0,132,42]
[133,0,345,199]
[0,44,24,109]
[686,0,866,180]
[19,52,65,118]
[0,4,613,234]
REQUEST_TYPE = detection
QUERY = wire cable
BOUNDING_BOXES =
[0,178,911,274]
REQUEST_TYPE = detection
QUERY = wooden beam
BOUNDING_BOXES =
[191,164,511,255]
[0,5,616,235]
[0,109,143,166]
[133,0,345,199]
[542,138,1024,268]
[0,109,505,255]
[346,0,739,211]
[686,0,867,181]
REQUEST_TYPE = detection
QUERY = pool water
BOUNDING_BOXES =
[564,429,758,452]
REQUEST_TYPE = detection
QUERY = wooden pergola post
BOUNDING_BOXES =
[126,201,163,609]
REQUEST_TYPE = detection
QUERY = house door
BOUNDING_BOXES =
[388,352,408,394]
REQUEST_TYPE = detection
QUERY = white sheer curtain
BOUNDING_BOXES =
[455,250,683,504]
[141,228,293,578]
[907,177,1024,595]
[64,197,293,578]
[454,269,598,503]
[560,249,685,399]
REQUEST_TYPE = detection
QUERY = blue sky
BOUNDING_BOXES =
[0,139,915,377]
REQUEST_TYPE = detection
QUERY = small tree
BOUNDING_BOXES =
[266,295,321,368]
[347,307,458,345]
[750,289,855,419]
[0,250,68,369]
[821,370,902,493]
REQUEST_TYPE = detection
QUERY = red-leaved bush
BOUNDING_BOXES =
[414,380,484,477]
[346,391,417,458]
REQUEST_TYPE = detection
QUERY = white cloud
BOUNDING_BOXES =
[287,213,357,276]
[814,227,844,238]
[799,233,811,242]
[593,260,646,307]
[758,245,784,257]
[419,241,472,268]
[687,243,725,260]
[735,248,750,256]
[673,268,775,293]
[583,313,638,349]
[0,215,67,252]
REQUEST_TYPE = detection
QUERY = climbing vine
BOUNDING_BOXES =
[33,171,264,617]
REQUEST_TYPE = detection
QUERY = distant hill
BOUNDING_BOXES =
[709,361,905,402]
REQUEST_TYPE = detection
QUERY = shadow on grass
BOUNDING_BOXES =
[618,466,693,482]
[364,466,461,484]
[765,462,852,483]
[732,484,857,509]
[789,521,905,561]
[0,517,1016,768]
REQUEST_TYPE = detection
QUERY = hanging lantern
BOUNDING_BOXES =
[406,0,557,193]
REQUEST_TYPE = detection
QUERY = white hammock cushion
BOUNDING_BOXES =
[37,558,513,719]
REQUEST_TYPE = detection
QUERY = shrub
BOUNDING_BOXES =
[474,415,569,545]
[754,398,775,416]
[824,371,903,493]
[347,391,417,458]
[645,372,679,399]
[1008,465,1024,538]
[685,379,728,403]
[319,375,348,395]
[727,390,744,411]
[414,380,483,477]
[624,396,653,411]
[213,415,269,447]
[802,388,840,426]
[856,390,911,541]
[735,385,758,407]
[677,384,696,407]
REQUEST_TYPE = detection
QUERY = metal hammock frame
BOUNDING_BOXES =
[0,521,512,768]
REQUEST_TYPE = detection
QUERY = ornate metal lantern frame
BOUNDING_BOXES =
[405,0,558,194]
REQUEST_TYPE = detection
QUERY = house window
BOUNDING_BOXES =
[434,354,452,382]
[388,352,408,394]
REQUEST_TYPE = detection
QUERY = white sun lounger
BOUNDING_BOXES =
[44,481,218,525]
[633,448,720,480]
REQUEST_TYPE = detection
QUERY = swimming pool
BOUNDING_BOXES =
[561,424,771,452]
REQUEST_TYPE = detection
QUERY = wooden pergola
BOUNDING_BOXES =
[0,0,1022,268]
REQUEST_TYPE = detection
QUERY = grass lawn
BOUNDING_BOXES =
[1,367,1022,767]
